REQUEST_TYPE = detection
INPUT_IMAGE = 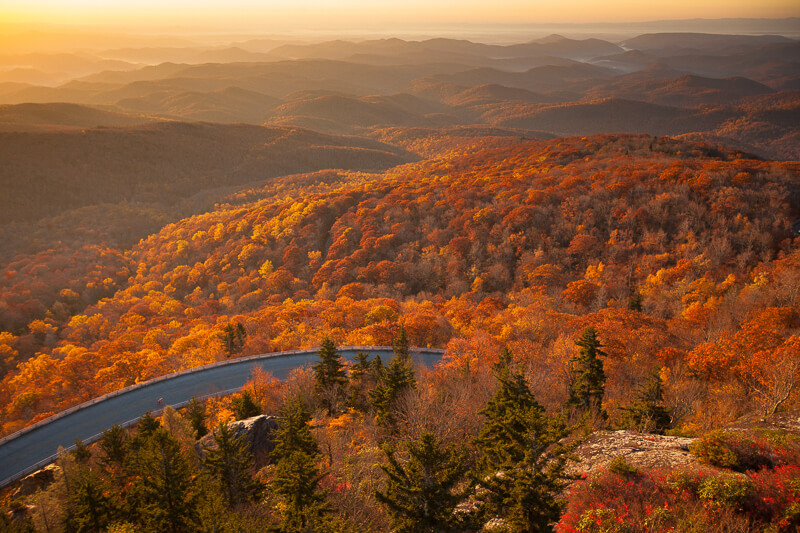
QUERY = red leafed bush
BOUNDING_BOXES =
[557,460,800,532]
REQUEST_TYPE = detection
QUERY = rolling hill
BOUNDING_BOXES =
[585,73,775,106]
[491,97,732,136]
[267,92,454,133]
[115,86,281,122]
[0,121,416,224]
[0,102,158,130]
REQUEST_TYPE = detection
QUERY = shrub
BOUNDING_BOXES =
[756,431,800,466]
[557,470,674,532]
[559,462,800,532]
[575,507,625,532]
[697,473,753,510]
[643,505,674,531]
[748,465,800,528]
[608,456,641,478]
[690,431,741,470]
[690,430,792,472]
[665,470,707,496]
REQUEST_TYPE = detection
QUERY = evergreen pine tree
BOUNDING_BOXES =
[371,329,416,428]
[272,396,319,461]
[371,354,384,379]
[136,412,161,437]
[474,348,574,531]
[231,389,261,420]
[127,428,199,533]
[186,396,208,438]
[370,354,416,429]
[313,337,347,415]
[565,326,608,424]
[375,432,471,533]
[621,368,671,434]
[63,469,119,533]
[202,422,264,507]
[347,352,374,412]
[123,412,162,478]
[393,324,410,360]
[99,425,127,467]
[350,351,371,377]
[270,396,330,531]
[72,438,91,463]
[195,477,263,533]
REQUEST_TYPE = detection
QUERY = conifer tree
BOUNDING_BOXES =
[621,367,671,434]
[195,478,263,533]
[272,396,319,461]
[136,411,161,438]
[375,432,471,533]
[0,501,34,533]
[565,326,608,424]
[371,353,416,429]
[371,354,384,377]
[393,324,410,360]
[231,389,261,420]
[270,396,330,531]
[474,347,574,531]
[72,438,91,463]
[201,422,264,507]
[63,469,119,533]
[99,425,127,467]
[124,412,162,477]
[186,396,208,438]
[371,328,417,428]
[313,337,347,415]
[347,352,375,412]
[127,428,199,533]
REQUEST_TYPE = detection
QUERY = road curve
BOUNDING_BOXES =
[0,346,444,489]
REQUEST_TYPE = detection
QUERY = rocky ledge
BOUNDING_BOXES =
[568,430,701,477]
[195,414,279,466]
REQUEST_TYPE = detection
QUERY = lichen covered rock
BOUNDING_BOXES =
[196,414,278,466]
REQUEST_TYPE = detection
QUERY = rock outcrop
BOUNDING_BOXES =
[568,430,701,476]
[11,463,61,498]
[196,415,279,466]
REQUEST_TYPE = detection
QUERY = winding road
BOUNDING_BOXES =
[0,346,444,489]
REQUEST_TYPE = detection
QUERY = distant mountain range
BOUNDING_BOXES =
[0,32,797,163]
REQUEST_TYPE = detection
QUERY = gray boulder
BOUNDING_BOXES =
[196,415,279,466]
[567,430,699,477]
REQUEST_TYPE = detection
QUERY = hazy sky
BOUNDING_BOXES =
[3,0,799,29]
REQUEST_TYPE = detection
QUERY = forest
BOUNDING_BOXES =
[1,131,799,531]
[1,25,800,532]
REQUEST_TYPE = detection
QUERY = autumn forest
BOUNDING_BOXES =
[1,18,800,533]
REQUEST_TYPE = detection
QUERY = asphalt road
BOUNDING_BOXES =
[0,347,444,488]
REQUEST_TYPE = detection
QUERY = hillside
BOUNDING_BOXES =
[585,73,775,107]
[267,93,454,134]
[115,86,281,123]
[0,102,158,130]
[2,134,798,439]
[492,98,731,136]
[0,121,415,224]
